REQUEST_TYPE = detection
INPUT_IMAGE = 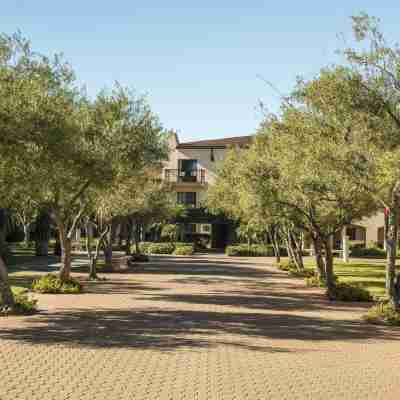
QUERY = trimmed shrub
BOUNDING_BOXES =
[175,242,194,248]
[32,274,82,294]
[277,260,295,271]
[289,269,314,278]
[350,246,386,258]
[225,244,274,257]
[277,261,313,277]
[330,282,372,302]
[173,245,194,256]
[146,242,175,255]
[1,288,38,315]
[305,274,338,288]
[138,242,153,254]
[363,302,400,325]
[13,292,38,314]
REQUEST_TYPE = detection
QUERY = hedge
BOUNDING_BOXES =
[137,241,195,255]
[173,245,195,256]
[350,246,386,258]
[226,244,276,257]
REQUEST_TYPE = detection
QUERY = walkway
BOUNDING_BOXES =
[1,254,399,399]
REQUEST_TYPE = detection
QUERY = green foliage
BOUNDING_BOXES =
[161,224,179,242]
[330,282,373,302]
[173,245,194,256]
[277,260,294,271]
[12,292,38,314]
[305,273,338,287]
[277,260,313,277]
[32,274,82,294]
[138,242,153,254]
[226,244,274,257]
[363,302,400,325]
[305,275,326,287]
[145,242,175,255]
[1,290,37,315]
[175,242,194,248]
[350,246,386,258]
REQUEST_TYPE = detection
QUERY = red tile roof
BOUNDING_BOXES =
[177,135,253,149]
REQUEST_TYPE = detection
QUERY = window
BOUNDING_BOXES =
[210,148,215,162]
[346,227,357,241]
[177,192,197,208]
[184,224,197,233]
[178,159,198,182]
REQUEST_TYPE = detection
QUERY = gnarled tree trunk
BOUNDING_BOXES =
[59,234,72,282]
[385,206,399,309]
[267,227,281,264]
[287,229,304,271]
[311,234,326,282]
[134,223,141,255]
[0,255,15,310]
[323,237,335,300]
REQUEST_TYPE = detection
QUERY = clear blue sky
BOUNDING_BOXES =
[1,1,398,141]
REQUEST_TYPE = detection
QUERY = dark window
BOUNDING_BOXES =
[184,224,196,233]
[346,227,357,241]
[177,192,197,207]
[210,149,215,162]
[178,159,198,182]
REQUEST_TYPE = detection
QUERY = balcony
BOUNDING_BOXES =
[164,169,206,184]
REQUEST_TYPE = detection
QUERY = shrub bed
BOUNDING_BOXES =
[175,242,194,248]
[173,245,195,256]
[330,282,372,302]
[32,274,82,294]
[226,244,275,257]
[350,246,386,258]
[277,261,313,277]
[138,242,153,254]
[1,290,38,316]
[145,242,175,255]
[363,302,400,325]
[138,241,195,255]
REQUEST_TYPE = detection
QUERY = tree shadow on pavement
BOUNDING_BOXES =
[0,307,398,352]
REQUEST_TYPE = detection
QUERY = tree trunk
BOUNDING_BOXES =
[35,240,49,256]
[0,255,15,310]
[125,220,133,255]
[0,219,9,262]
[385,207,399,308]
[58,224,72,282]
[134,224,141,254]
[103,228,113,269]
[323,238,335,300]
[88,255,97,280]
[311,235,326,281]
[287,230,304,271]
[23,223,30,245]
[268,228,281,264]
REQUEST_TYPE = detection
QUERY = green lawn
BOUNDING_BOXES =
[304,258,392,298]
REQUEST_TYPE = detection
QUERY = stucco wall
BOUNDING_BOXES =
[357,212,385,246]
[164,146,227,185]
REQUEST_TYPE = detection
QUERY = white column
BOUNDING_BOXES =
[342,227,349,263]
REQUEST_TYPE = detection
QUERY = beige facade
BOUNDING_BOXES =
[164,132,385,249]
[357,212,385,247]
[162,133,252,247]
[163,133,251,208]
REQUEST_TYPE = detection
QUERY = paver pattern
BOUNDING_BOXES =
[1,254,400,400]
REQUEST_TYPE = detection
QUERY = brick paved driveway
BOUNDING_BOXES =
[1,254,399,400]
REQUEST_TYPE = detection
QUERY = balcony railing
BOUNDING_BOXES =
[164,169,206,184]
